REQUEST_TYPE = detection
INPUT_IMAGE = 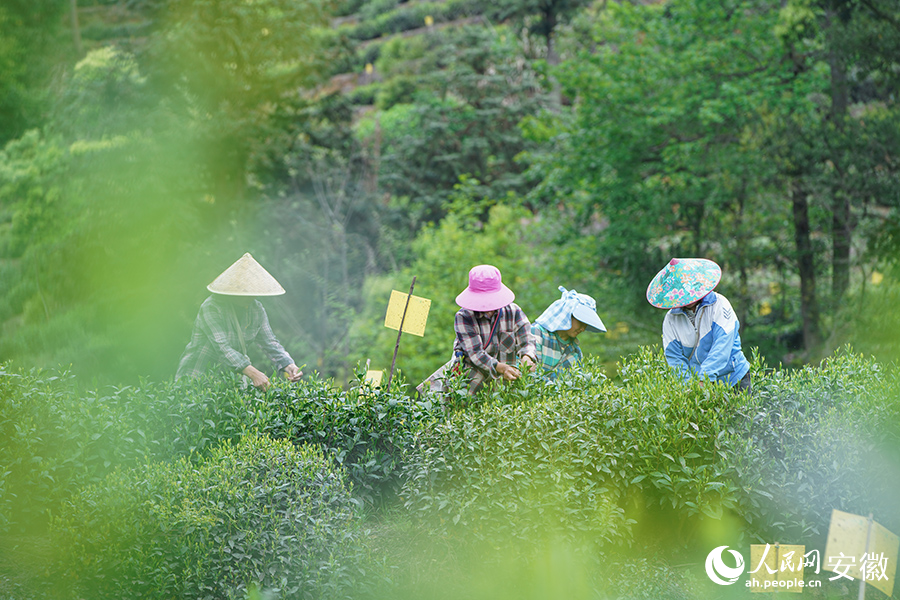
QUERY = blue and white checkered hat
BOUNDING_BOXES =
[535,286,606,333]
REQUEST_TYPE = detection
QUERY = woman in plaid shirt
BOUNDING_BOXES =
[450,264,537,394]
[531,287,606,379]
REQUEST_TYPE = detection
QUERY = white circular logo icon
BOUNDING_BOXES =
[705,545,745,585]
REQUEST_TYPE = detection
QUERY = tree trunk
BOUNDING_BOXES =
[832,189,851,303]
[70,0,83,58]
[791,182,821,351]
[827,10,851,304]
[544,7,562,112]
[735,181,750,318]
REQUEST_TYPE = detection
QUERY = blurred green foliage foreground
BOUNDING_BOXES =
[1,348,899,599]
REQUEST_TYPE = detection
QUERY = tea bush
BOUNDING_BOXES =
[0,366,436,533]
[49,433,360,600]
[251,368,441,506]
[4,348,898,598]
[604,348,746,522]
[343,0,484,41]
[401,349,744,547]
[726,348,900,541]
[400,347,900,554]
[0,368,254,533]
[401,370,635,547]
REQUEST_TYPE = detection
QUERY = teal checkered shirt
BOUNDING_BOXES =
[530,323,583,379]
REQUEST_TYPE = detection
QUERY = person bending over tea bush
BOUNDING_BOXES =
[176,253,302,391]
[646,258,751,392]
[419,264,536,396]
[531,286,606,380]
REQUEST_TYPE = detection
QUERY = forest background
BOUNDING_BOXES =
[2,1,900,599]
[0,0,899,386]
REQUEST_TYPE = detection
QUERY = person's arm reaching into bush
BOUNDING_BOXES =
[455,309,504,376]
[697,295,741,383]
[512,304,537,372]
[662,313,693,381]
[251,300,302,382]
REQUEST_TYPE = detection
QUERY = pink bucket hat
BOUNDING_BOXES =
[455,265,516,312]
[646,258,721,309]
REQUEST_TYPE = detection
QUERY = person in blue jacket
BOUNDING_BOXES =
[646,258,751,392]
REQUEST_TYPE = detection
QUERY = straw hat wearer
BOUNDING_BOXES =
[455,265,516,312]
[646,258,721,309]
[207,253,285,296]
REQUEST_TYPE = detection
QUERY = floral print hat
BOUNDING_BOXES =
[646,258,721,309]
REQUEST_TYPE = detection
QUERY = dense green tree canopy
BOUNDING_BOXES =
[0,0,898,380]
[0,0,68,143]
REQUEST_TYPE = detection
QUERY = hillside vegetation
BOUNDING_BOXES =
[0,0,898,384]
[1,1,900,596]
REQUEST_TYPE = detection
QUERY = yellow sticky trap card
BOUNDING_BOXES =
[364,370,383,387]
[824,509,899,597]
[384,290,431,337]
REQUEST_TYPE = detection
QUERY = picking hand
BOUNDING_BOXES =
[283,363,304,382]
[242,365,270,391]
[518,355,536,372]
[496,362,521,381]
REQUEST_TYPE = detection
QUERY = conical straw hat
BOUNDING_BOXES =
[646,258,721,309]
[207,253,285,296]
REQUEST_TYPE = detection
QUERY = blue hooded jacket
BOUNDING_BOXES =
[662,292,750,386]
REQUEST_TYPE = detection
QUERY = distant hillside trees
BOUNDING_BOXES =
[528,0,900,359]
